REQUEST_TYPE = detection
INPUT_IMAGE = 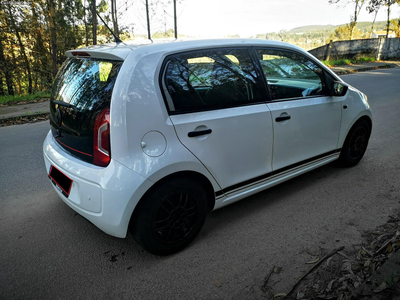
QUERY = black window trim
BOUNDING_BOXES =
[159,46,269,115]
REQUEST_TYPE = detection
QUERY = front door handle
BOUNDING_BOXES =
[275,115,291,122]
[188,129,212,137]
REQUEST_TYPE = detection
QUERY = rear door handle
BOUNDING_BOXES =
[275,115,291,122]
[188,129,212,137]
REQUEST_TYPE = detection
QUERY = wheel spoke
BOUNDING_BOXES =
[347,126,369,160]
[153,191,198,244]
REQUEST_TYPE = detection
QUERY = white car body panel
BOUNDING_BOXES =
[170,104,274,189]
[214,152,339,209]
[110,51,221,190]
[337,86,372,147]
[43,131,153,237]
[267,95,342,171]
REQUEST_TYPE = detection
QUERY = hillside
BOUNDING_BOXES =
[288,25,338,33]
[287,20,389,34]
[261,20,395,50]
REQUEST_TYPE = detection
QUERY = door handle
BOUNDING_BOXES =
[188,129,212,137]
[275,115,291,122]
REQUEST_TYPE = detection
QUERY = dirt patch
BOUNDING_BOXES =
[0,98,50,107]
[0,113,49,127]
[262,211,400,299]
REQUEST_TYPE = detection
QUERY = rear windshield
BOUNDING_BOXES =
[49,57,122,163]
[52,58,122,112]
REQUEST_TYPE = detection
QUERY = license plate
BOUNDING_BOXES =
[48,165,73,197]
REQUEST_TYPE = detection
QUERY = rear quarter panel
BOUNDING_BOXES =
[109,49,221,192]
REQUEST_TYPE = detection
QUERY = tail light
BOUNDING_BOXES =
[93,108,111,167]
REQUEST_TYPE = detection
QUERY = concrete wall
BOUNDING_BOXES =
[309,38,400,60]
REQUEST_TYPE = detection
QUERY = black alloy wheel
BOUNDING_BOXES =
[153,191,198,245]
[338,119,371,167]
[348,125,369,160]
[130,177,207,255]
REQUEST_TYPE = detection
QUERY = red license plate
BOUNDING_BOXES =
[48,166,73,197]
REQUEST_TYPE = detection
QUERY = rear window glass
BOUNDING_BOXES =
[163,49,264,113]
[52,58,122,112]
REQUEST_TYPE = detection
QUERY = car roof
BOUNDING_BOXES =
[65,38,304,61]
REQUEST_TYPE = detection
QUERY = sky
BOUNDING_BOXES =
[120,0,400,38]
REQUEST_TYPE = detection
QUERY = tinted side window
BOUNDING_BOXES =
[257,49,327,100]
[164,49,263,113]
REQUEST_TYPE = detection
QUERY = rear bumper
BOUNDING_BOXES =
[43,130,153,238]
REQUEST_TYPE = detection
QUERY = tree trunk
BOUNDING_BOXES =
[0,39,14,96]
[6,5,32,94]
[47,0,58,78]
[350,0,364,40]
[111,0,119,37]
[92,0,97,45]
[0,75,4,96]
[84,0,89,46]
[386,2,391,38]
[370,9,379,38]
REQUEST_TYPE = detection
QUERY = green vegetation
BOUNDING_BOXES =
[322,55,376,67]
[0,92,50,106]
[259,20,399,51]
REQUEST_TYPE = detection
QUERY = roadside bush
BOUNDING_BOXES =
[0,91,50,105]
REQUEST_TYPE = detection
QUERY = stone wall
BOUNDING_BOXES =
[309,38,400,60]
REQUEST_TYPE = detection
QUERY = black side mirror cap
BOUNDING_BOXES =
[331,81,349,97]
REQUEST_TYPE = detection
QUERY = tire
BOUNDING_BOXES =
[130,177,207,255]
[338,119,371,167]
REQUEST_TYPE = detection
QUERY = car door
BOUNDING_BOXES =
[162,48,274,192]
[255,48,342,171]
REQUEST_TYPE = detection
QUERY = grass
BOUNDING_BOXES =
[0,91,50,105]
[322,56,376,67]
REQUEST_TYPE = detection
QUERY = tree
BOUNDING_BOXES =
[47,0,58,78]
[0,2,14,95]
[111,0,119,38]
[368,0,400,37]
[327,24,364,42]
[367,0,381,37]
[5,3,33,94]
[91,0,97,44]
[329,0,366,39]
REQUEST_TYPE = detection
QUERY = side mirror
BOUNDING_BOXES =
[331,81,348,97]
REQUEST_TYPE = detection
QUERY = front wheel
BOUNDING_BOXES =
[130,177,207,255]
[338,119,371,167]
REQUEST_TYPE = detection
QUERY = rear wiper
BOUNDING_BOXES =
[54,100,76,110]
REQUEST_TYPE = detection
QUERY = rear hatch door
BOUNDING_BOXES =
[50,55,122,164]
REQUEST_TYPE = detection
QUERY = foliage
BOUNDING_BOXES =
[327,24,365,42]
[329,0,400,39]
[0,0,88,96]
[322,55,376,67]
[0,0,184,97]
[0,91,51,105]
[391,19,400,36]
[329,0,366,40]
[260,19,399,52]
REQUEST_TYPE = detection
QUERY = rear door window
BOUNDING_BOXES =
[162,49,264,113]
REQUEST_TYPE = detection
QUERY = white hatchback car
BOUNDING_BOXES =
[43,39,372,255]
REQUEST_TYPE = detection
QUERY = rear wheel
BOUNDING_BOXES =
[338,119,371,167]
[130,177,207,255]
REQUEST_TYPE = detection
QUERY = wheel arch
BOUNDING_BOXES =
[339,114,372,149]
[130,171,216,227]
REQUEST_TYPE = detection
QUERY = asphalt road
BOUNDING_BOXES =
[1,68,400,299]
